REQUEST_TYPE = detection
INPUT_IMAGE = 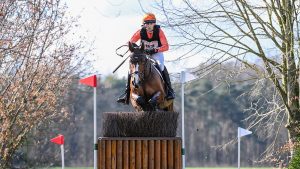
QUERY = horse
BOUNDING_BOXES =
[127,42,173,112]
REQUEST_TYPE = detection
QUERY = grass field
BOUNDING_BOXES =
[47,168,273,169]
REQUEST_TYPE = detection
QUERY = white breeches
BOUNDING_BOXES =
[151,52,164,71]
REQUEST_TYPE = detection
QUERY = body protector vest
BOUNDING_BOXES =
[140,25,162,50]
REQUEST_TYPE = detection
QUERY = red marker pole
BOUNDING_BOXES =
[79,75,97,169]
[50,134,65,169]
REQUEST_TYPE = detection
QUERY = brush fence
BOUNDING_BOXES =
[98,137,182,169]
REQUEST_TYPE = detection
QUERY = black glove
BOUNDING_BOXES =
[145,48,158,55]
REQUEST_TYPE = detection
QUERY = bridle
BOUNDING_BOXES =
[129,53,155,88]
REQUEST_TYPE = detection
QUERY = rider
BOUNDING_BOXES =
[117,13,175,104]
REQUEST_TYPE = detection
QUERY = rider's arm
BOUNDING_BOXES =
[157,29,169,52]
[130,30,141,43]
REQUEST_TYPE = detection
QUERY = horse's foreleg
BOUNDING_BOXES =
[148,91,160,109]
[132,93,147,110]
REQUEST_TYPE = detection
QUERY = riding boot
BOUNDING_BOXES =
[161,67,175,100]
[117,74,130,104]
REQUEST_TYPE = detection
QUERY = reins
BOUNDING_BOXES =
[130,54,156,83]
[115,44,129,57]
[113,44,130,73]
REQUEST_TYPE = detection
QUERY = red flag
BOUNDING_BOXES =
[50,134,64,145]
[79,75,97,87]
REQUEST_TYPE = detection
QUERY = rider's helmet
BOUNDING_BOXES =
[143,13,156,24]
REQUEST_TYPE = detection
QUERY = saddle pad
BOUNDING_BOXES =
[152,64,164,82]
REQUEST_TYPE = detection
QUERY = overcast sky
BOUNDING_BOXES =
[65,0,202,78]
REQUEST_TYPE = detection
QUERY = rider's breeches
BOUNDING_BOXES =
[151,52,164,71]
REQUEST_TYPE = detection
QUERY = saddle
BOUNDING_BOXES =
[147,58,164,82]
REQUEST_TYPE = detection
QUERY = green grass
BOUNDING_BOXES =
[47,167,272,169]
[186,167,272,169]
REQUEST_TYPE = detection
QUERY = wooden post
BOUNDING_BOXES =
[123,140,129,169]
[161,140,167,169]
[136,140,142,169]
[129,140,135,169]
[149,140,155,169]
[117,140,122,169]
[155,140,161,169]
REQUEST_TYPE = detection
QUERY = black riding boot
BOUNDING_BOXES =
[162,67,175,100]
[117,74,130,104]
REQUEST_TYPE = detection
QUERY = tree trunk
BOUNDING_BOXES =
[286,117,300,159]
[284,0,299,159]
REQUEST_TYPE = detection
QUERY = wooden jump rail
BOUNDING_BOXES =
[98,137,182,169]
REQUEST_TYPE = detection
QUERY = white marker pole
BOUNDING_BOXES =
[181,71,186,169]
[61,144,65,169]
[179,70,197,169]
[238,129,241,169]
[94,87,97,169]
[237,127,252,169]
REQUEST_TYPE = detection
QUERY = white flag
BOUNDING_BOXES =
[238,127,252,138]
[180,71,197,83]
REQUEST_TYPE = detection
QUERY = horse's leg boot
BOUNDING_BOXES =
[148,91,160,109]
[162,67,175,100]
[117,74,131,104]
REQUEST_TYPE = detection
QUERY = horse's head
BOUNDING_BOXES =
[128,42,146,63]
[128,42,147,88]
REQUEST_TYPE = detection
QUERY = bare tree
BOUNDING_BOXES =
[156,0,300,163]
[0,0,91,168]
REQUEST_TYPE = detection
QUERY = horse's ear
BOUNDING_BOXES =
[140,42,144,51]
[128,41,134,52]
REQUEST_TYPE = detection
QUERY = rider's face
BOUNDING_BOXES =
[144,22,155,31]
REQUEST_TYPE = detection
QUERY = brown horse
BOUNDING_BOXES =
[128,42,173,111]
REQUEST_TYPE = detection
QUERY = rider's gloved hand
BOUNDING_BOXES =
[145,48,158,55]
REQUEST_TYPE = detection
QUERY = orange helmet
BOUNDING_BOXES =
[143,13,156,24]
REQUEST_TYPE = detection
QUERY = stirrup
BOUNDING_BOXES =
[117,97,126,104]
[117,93,129,104]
